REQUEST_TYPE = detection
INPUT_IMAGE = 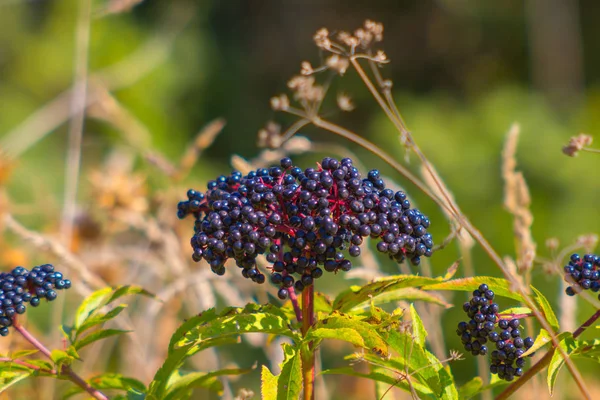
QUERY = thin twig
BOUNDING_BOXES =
[12,321,108,400]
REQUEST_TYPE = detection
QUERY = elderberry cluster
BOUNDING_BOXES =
[0,264,71,336]
[563,253,600,298]
[177,157,434,299]
[456,284,534,381]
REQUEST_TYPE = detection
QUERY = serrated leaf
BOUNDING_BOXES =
[74,287,113,329]
[261,343,303,400]
[531,285,560,332]
[307,327,365,347]
[333,275,445,312]
[321,366,433,398]
[50,350,73,369]
[0,369,31,393]
[9,350,38,359]
[410,304,427,347]
[76,305,128,336]
[499,307,531,316]
[547,336,600,394]
[307,312,388,357]
[106,285,156,306]
[521,330,571,358]
[74,329,131,351]
[280,292,332,323]
[63,373,146,399]
[163,366,253,400]
[422,277,525,302]
[386,330,457,399]
[457,377,483,399]
[148,304,296,400]
[61,325,75,343]
[351,287,451,311]
[261,365,277,400]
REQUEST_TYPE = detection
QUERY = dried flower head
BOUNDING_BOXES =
[300,61,314,76]
[326,55,349,75]
[313,28,331,50]
[562,133,593,157]
[270,94,290,111]
[287,76,324,102]
[257,122,282,149]
[336,93,355,112]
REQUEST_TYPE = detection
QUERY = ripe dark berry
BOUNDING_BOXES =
[457,282,534,381]
[178,157,434,299]
[563,253,600,301]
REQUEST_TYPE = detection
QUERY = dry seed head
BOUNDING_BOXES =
[545,237,559,251]
[270,94,289,111]
[300,61,314,76]
[563,133,593,157]
[287,75,324,102]
[257,121,282,148]
[576,234,598,252]
[313,28,331,50]
[336,92,355,112]
[373,50,388,63]
[326,54,349,75]
[337,31,359,48]
[364,20,384,42]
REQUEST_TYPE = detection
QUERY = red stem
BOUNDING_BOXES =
[496,308,600,400]
[301,285,315,400]
[12,321,108,400]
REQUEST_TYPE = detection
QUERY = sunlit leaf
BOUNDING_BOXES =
[530,285,560,332]
[163,366,254,400]
[422,277,524,302]
[63,373,146,398]
[333,275,445,312]
[410,304,427,347]
[73,329,131,351]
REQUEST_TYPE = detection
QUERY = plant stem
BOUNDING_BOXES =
[496,308,600,400]
[301,285,315,400]
[13,321,108,400]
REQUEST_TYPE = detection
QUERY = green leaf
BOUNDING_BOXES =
[260,344,303,400]
[306,328,366,347]
[333,274,445,312]
[457,377,483,400]
[422,277,525,302]
[499,307,531,316]
[306,312,388,357]
[106,285,156,306]
[76,305,128,336]
[50,350,74,369]
[63,373,146,398]
[163,366,254,400]
[74,329,131,351]
[321,366,433,398]
[0,369,31,392]
[547,336,600,394]
[148,304,296,400]
[531,285,560,332]
[261,365,277,400]
[74,287,113,329]
[385,330,458,399]
[351,287,451,310]
[410,304,427,347]
[9,350,39,359]
[276,343,302,400]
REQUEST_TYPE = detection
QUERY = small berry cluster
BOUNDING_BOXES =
[456,284,534,381]
[177,157,434,299]
[0,264,71,336]
[563,253,600,298]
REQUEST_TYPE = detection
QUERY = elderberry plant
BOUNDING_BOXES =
[177,157,433,299]
[563,253,600,297]
[0,264,71,336]
[457,284,535,382]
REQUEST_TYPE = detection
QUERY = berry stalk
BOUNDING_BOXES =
[496,308,600,400]
[301,285,315,400]
[13,321,108,400]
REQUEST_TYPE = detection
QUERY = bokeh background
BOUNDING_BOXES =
[1,0,600,399]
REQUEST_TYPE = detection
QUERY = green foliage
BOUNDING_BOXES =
[547,336,600,394]
[261,343,303,400]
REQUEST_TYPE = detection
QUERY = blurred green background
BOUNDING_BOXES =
[1,0,600,399]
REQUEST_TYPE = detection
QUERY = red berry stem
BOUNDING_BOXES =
[13,320,108,400]
[496,308,600,400]
[301,284,315,400]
